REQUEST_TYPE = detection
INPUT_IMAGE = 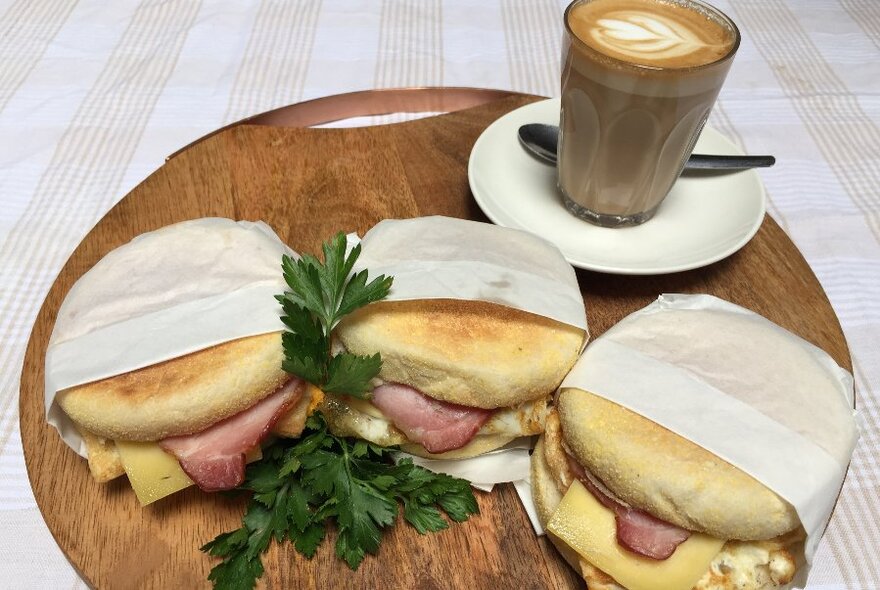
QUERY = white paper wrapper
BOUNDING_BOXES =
[517,294,858,588]
[45,215,588,494]
[45,218,295,457]
[352,216,588,330]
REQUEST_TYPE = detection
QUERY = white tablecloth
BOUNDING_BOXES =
[1,1,878,588]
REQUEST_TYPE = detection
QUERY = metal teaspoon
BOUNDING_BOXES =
[518,123,776,170]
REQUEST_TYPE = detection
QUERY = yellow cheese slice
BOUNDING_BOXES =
[547,480,725,590]
[115,441,194,506]
[115,442,263,506]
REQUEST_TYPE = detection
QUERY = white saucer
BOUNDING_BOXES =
[468,98,766,275]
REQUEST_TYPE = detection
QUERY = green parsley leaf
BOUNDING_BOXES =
[293,522,324,558]
[285,481,311,532]
[202,414,479,589]
[403,500,448,534]
[323,352,382,395]
[246,462,282,497]
[206,550,263,590]
[278,233,392,398]
[337,266,394,319]
[438,489,481,522]
[242,503,275,559]
[202,528,248,558]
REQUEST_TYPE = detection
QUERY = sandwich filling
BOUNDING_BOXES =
[77,377,314,504]
[161,377,303,491]
[564,450,691,559]
[370,383,493,453]
[322,381,550,455]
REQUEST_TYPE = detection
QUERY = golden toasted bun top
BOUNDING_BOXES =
[336,299,585,408]
[557,388,800,540]
[57,333,289,441]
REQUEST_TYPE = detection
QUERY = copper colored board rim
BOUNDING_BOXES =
[167,87,517,160]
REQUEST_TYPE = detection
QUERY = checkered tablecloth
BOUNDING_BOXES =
[1,1,878,588]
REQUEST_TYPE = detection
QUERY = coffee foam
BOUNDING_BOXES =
[568,0,735,69]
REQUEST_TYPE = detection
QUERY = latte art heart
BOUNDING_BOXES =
[591,12,709,61]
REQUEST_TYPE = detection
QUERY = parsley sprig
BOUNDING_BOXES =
[277,232,392,398]
[200,234,479,589]
[202,415,480,588]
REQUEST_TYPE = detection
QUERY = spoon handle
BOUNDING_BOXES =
[517,123,776,170]
[687,154,776,170]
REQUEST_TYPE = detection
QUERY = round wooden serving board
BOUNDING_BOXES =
[21,89,850,589]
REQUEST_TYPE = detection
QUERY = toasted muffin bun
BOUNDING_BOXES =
[58,332,288,441]
[557,388,800,540]
[336,299,585,409]
[532,435,567,529]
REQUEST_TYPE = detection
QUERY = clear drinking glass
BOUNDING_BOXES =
[559,0,740,227]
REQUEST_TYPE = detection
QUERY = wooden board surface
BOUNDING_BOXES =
[20,93,850,589]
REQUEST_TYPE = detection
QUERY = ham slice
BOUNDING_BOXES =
[566,452,691,560]
[161,378,303,492]
[371,383,493,453]
[614,506,692,559]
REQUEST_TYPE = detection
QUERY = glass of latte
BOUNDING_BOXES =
[559,0,739,227]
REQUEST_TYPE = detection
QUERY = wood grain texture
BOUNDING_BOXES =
[20,93,850,589]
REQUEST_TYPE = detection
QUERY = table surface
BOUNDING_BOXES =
[1,1,878,589]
